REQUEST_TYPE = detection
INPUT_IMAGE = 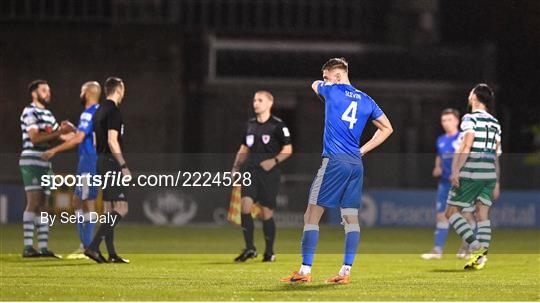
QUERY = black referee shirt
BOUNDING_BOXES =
[93,99,124,154]
[242,115,291,169]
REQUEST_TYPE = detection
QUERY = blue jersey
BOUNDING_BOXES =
[317,82,384,162]
[77,104,99,173]
[436,132,461,181]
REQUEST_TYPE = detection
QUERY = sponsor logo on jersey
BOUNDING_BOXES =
[452,137,461,151]
[81,112,93,121]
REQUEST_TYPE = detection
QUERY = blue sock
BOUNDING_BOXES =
[343,224,360,266]
[77,222,85,245]
[434,221,450,250]
[83,221,96,248]
[75,210,85,247]
[80,212,96,248]
[301,224,319,266]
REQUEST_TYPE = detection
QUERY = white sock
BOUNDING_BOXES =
[299,265,311,275]
[470,221,477,231]
[34,216,49,249]
[469,240,481,251]
[339,265,351,276]
[23,211,36,247]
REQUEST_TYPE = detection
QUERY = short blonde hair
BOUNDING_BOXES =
[321,57,348,73]
[255,90,274,102]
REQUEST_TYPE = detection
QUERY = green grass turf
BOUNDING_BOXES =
[1,224,539,301]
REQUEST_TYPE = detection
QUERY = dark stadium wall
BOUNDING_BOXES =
[439,0,540,153]
[0,25,186,154]
[1,0,538,189]
[1,0,538,157]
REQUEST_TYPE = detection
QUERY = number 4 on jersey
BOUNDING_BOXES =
[341,101,358,129]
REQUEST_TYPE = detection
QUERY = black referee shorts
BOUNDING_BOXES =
[241,167,281,209]
[98,156,129,202]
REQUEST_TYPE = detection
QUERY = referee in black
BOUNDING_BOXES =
[232,90,293,262]
[84,77,130,263]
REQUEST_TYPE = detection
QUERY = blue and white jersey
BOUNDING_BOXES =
[436,132,462,181]
[77,104,99,174]
[316,82,384,162]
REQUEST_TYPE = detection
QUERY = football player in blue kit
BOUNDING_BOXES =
[43,81,101,258]
[421,108,476,260]
[281,58,393,284]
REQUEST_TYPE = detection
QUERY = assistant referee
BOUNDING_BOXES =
[84,77,130,264]
[232,90,293,262]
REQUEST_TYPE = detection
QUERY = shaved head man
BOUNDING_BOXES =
[43,81,102,258]
[80,81,101,104]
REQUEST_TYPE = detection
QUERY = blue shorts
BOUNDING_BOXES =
[75,156,98,200]
[436,180,452,213]
[74,172,99,200]
[308,157,363,209]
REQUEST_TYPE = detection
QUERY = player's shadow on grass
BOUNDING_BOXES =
[261,283,343,291]
[29,262,97,267]
[3,258,63,264]
[430,269,469,273]
[201,261,256,266]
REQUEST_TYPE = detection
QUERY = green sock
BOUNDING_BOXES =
[449,213,480,249]
[476,220,492,249]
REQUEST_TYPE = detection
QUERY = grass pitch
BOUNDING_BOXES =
[1,224,538,301]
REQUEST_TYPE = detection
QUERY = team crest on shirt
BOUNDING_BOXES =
[262,134,271,144]
[452,133,464,151]
[452,139,461,151]
[246,135,254,147]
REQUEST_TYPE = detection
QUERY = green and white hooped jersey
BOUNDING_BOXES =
[459,109,501,181]
[19,103,59,168]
